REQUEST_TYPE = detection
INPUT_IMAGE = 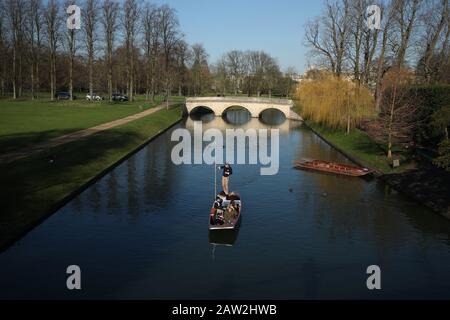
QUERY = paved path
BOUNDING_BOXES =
[0,103,171,164]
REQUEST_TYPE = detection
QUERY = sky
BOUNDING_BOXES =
[151,0,324,74]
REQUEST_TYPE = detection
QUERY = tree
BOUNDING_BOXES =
[65,1,78,101]
[159,4,181,108]
[225,50,245,95]
[212,56,229,96]
[375,1,396,111]
[101,0,119,102]
[0,1,7,96]
[392,0,422,68]
[44,0,60,101]
[304,0,351,77]
[142,2,160,101]
[6,0,26,99]
[379,67,417,159]
[122,0,139,102]
[417,0,448,83]
[84,0,98,101]
[190,43,210,96]
[294,75,375,132]
[27,0,42,99]
[175,39,189,96]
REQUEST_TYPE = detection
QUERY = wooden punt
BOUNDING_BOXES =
[209,194,242,231]
[293,159,374,177]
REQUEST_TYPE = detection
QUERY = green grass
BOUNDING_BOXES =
[293,100,415,174]
[307,123,415,174]
[0,95,167,153]
[0,105,182,250]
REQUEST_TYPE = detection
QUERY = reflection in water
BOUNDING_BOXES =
[126,156,137,218]
[209,229,240,246]
[223,107,252,125]
[259,108,286,126]
[107,171,120,213]
[189,110,215,123]
[0,109,450,299]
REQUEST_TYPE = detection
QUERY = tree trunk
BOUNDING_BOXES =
[387,79,398,159]
[88,53,93,102]
[12,44,16,99]
[31,63,35,99]
[69,55,73,101]
[375,29,388,112]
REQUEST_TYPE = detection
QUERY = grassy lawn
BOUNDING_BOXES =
[293,100,415,174]
[307,123,399,173]
[0,95,168,153]
[0,105,182,250]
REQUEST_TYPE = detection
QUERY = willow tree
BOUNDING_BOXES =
[295,75,375,132]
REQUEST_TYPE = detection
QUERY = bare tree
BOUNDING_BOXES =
[142,3,160,101]
[190,43,209,96]
[348,0,366,82]
[361,19,379,85]
[65,1,78,101]
[226,50,245,95]
[175,39,189,97]
[304,0,351,77]
[159,4,181,108]
[101,0,119,102]
[0,1,7,96]
[213,56,228,96]
[379,68,418,159]
[418,0,448,82]
[6,0,26,99]
[84,0,97,101]
[26,0,42,99]
[392,0,422,68]
[44,0,60,101]
[375,1,396,111]
[122,0,139,102]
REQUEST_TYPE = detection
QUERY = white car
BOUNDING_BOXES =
[86,94,103,101]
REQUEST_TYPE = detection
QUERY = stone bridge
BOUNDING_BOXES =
[185,97,302,120]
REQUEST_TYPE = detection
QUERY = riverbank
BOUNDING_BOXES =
[0,105,183,251]
[303,121,450,219]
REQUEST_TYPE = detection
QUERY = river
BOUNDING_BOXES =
[0,109,449,299]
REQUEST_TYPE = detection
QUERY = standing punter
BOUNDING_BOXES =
[218,163,233,195]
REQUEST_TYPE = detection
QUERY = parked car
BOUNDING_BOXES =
[111,93,129,102]
[55,92,77,100]
[86,94,104,101]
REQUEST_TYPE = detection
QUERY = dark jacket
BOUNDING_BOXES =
[220,165,233,177]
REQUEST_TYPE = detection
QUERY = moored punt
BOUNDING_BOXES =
[209,193,242,231]
[293,159,374,177]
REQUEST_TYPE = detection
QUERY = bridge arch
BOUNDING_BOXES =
[258,107,289,120]
[221,105,252,117]
[185,97,302,121]
[222,105,252,125]
[190,105,215,114]
[259,108,287,125]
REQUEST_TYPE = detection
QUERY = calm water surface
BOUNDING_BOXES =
[1,110,450,299]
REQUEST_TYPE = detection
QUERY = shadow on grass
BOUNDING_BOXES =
[0,127,149,251]
[0,129,81,154]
